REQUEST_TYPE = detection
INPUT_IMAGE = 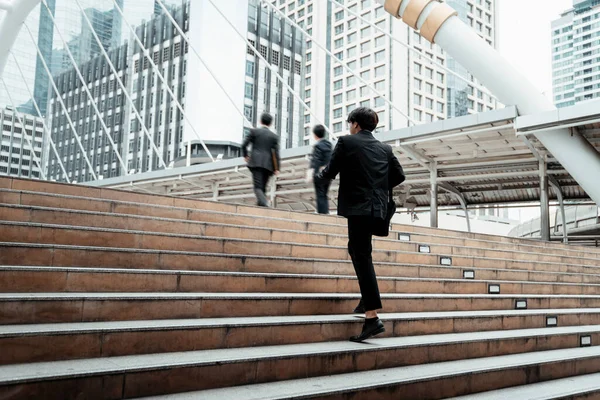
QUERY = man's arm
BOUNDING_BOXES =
[318,138,343,181]
[242,130,254,159]
[389,149,405,188]
[310,143,323,170]
[272,135,281,173]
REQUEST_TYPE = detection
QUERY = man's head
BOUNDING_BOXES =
[347,107,379,135]
[312,124,326,141]
[260,112,273,127]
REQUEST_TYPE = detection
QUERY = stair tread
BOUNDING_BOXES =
[1,326,598,385]
[3,309,598,336]
[3,292,600,300]
[5,220,600,269]
[115,348,600,399]
[3,187,598,255]
[3,243,600,279]
[3,265,600,288]
[448,373,600,399]
[3,203,598,261]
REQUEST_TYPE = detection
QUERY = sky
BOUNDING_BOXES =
[494,0,573,222]
[497,0,572,98]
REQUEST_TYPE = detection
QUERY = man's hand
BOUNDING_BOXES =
[274,170,280,176]
[245,156,250,163]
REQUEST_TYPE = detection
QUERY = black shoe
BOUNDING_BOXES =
[353,299,365,314]
[350,318,385,343]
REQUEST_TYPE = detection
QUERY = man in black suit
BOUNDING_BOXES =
[319,107,405,342]
[309,125,333,214]
[242,113,281,207]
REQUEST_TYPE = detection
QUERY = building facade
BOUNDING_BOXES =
[0,107,44,179]
[273,0,498,145]
[47,44,129,182]
[245,0,305,149]
[552,0,600,108]
[46,0,306,182]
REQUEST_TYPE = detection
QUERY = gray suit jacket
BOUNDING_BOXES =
[242,127,281,172]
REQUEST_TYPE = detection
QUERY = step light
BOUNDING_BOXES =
[546,316,558,327]
[463,270,475,280]
[581,335,592,347]
[398,233,411,241]
[515,299,527,309]
[488,284,501,294]
[418,245,431,253]
[440,257,452,266]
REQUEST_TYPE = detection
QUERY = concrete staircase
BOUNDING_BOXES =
[1,176,600,399]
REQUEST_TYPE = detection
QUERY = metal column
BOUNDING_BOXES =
[430,163,438,228]
[549,176,568,244]
[539,160,551,242]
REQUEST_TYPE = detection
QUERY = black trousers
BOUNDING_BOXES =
[251,167,272,207]
[313,177,331,214]
[347,216,382,311]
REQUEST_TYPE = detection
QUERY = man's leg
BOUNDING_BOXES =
[347,216,382,312]
[262,169,273,206]
[252,169,269,207]
[314,179,329,214]
[347,216,384,342]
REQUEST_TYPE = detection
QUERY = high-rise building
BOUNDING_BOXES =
[551,0,600,108]
[273,0,498,145]
[0,107,45,179]
[46,0,306,182]
[245,0,305,149]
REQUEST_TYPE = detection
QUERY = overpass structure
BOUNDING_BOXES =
[91,100,600,239]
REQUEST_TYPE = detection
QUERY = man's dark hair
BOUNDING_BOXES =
[347,107,379,132]
[260,112,273,127]
[312,124,326,139]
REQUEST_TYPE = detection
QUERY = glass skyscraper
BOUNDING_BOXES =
[0,0,180,117]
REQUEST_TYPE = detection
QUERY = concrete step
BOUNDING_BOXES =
[3,222,600,276]
[2,185,598,260]
[133,347,600,400]
[0,328,598,399]
[3,243,600,286]
[2,203,599,267]
[3,292,600,324]
[0,177,341,226]
[2,309,600,365]
[449,373,600,399]
[3,266,600,296]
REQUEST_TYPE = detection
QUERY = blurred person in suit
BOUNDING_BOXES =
[242,113,281,207]
[307,124,333,214]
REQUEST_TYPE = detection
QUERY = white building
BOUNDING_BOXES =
[273,0,498,145]
[552,0,600,108]
[0,107,44,179]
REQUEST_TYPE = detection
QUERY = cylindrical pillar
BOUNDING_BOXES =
[539,161,550,241]
[430,163,438,228]
[377,0,600,207]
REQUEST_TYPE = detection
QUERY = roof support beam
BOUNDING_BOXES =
[549,175,568,244]
[439,183,471,232]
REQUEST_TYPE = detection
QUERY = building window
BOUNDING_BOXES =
[246,60,255,77]
[245,82,254,99]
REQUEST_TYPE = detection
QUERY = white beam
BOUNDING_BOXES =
[0,0,40,77]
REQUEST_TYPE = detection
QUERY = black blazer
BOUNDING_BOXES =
[319,130,405,219]
[242,127,281,172]
[310,139,332,175]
